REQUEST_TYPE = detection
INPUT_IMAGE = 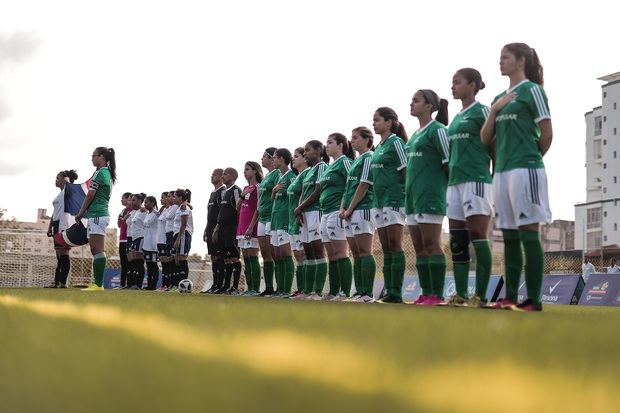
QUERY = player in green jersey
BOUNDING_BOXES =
[406,90,450,306]
[445,68,493,308]
[75,146,117,291]
[320,133,354,301]
[371,107,408,304]
[288,148,310,299]
[294,140,329,300]
[253,147,278,296]
[481,43,553,312]
[270,148,297,297]
[340,126,376,303]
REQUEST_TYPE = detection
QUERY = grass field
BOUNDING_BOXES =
[1,289,619,413]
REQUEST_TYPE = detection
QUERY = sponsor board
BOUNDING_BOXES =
[497,274,584,305]
[103,268,161,289]
[373,274,503,301]
[578,273,620,307]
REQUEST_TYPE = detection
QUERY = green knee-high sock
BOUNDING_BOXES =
[472,239,492,300]
[360,255,376,296]
[250,256,261,292]
[353,257,362,295]
[382,251,394,297]
[503,230,522,302]
[263,260,275,290]
[416,255,432,296]
[338,257,353,296]
[391,250,406,299]
[453,262,470,298]
[328,260,340,296]
[283,256,295,294]
[520,230,544,305]
[314,258,328,294]
[295,263,304,292]
[304,260,316,294]
[276,259,285,292]
[93,252,106,287]
[428,254,446,299]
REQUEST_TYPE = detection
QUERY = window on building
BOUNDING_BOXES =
[615,223,618,231]
[604,211,608,217]
[604,92,607,98]
[604,163,607,169]
[594,140,603,159]
[604,187,607,193]
[587,231,602,249]
[615,151,618,159]
[615,176,618,184]
[587,207,602,229]
[595,116,602,135]
[615,128,618,135]
[604,235,608,242]
[615,102,617,110]
[604,116,607,122]
[604,139,607,145]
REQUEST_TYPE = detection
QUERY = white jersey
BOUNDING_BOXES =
[126,209,136,238]
[173,204,194,235]
[143,210,159,251]
[156,207,168,244]
[165,204,179,233]
[51,189,70,232]
[131,210,147,239]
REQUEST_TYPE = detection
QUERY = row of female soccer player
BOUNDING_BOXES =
[203,42,553,311]
[116,189,193,290]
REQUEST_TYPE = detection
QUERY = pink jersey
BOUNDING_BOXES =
[237,184,258,237]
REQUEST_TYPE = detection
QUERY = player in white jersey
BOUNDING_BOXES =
[45,169,78,288]
[156,192,171,290]
[163,191,179,290]
[172,188,193,289]
[128,193,147,289]
[142,196,160,290]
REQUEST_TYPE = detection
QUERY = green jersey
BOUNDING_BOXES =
[405,120,450,215]
[492,79,551,172]
[319,155,351,214]
[447,101,492,185]
[86,167,112,218]
[271,169,296,231]
[287,167,310,235]
[342,151,374,210]
[370,134,407,209]
[300,161,326,213]
[258,169,280,223]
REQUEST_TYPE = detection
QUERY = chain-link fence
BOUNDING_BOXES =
[0,228,600,290]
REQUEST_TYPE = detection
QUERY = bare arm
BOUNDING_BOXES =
[342,182,370,219]
[538,119,553,156]
[295,184,321,216]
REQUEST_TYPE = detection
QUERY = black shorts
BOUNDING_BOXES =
[131,237,144,252]
[52,220,60,236]
[165,232,174,253]
[172,232,192,256]
[157,243,168,256]
[217,225,239,259]
[205,225,220,255]
[126,237,133,253]
[144,250,159,262]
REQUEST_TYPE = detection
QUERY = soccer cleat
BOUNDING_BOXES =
[355,294,375,303]
[346,293,362,302]
[330,292,347,302]
[290,292,306,300]
[81,285,104,291]
[322,294,336,301]
[226,287,240,295]
[259,289,274,297]
[44,283,59,288]
[485,298,516,310]
[510,299,543,312]
[467,295,486,308]
[411,295,430,305]
[443,294,469,307]
[306,293,323,301]
[416,295,442,306]
[378,295,403,304]
[57,283,67,289]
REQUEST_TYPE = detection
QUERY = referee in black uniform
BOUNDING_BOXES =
[202,168,226,293]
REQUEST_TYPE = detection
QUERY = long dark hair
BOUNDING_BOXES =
[145,195,158,210]
[274,148,293,169]
[58,170,78,183]
[245,161,264,183]
[352,127,374,150]
[132,192,146,204]
[375,107,408,142]
[175,188,191,202]
[329,133,355,160]
[418,89,449,126]
[306,140,330,164]
[94,147,116,184]
[292,147,306,175]
[503,42,544,85]
[455,68,486,95]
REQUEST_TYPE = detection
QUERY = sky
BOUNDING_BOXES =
[1,0,620,255]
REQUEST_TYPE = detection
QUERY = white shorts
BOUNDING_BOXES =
[86,216,110,238]
[270,229,291,247]
[320,211,347,242]
[406,213,445,226]
[290,234,304,251]
[373,207,405,229]
[447,182,493,221]
[493,168,552,229]
[300,210,321,243]
[257,221,271,237]
[344,209,375,237]
[237,235,259,249]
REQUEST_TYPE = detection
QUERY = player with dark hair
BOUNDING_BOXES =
[75,147,116,291]
[172,188,193,289]
[45,169,78,288]
[213,168,242,294]
[142,195,160,290]
[128,193,147,289]
[288,148,310,298]
[116,192,132,289]
[237,162,262,295]
[406,89,450,306]
[481,43,552,311]
[202,169,227,293]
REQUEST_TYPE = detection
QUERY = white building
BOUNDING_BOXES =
[575,72,620,252]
